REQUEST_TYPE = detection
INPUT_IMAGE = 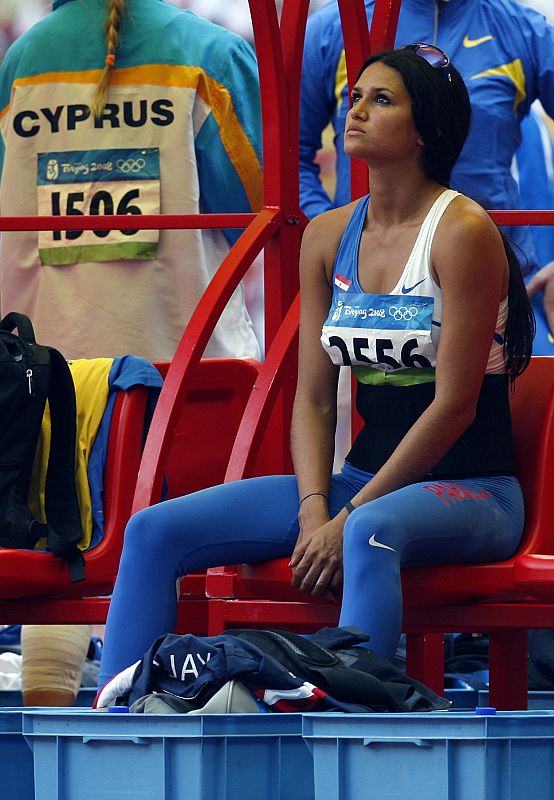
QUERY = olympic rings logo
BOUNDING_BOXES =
[389,305,418,321]
[116,158,146,173]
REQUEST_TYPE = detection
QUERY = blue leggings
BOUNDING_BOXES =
[98,462,524,687]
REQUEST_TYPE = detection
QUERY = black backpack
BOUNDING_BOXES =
[0,312,85,582]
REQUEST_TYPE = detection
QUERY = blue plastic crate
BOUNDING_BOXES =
[0,709,35,800]
[24,710,314,800]
[443,688,480,709]
[303,711,554,800]
[477,690,554,710]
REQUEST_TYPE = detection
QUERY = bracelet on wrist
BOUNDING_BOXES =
[299,491,328,507]
[345,500,356,515]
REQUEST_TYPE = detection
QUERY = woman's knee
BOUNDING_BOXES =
[343,506,402,576]
[123,504,179,557]
[344,506,401,552]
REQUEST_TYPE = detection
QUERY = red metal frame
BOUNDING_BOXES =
[224,293,300,483]
[0,214,255,232]
[132,207,280,512]
[131,0,310,513]
[0,1,310,628]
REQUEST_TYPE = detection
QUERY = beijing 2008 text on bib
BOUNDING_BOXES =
[37,147,160,266]
[321,289,437,371]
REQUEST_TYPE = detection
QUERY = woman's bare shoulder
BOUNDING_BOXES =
[433,192,506,281]
[434,193,502,256]
[442,193,499,237]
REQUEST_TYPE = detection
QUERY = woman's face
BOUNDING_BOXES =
[344,61,423,164]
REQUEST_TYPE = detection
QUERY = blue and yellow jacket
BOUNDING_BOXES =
[29,355,162,551]
[0,0,263,361]
[300,0,554,273]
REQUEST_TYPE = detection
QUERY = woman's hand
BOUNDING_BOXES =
[289,514,345,600]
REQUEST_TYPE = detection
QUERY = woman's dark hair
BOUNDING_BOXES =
[357,48,471,187]
[502,235,535,381]
[357,48,534,378]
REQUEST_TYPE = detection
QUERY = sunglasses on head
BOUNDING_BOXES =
[403,42,452,82]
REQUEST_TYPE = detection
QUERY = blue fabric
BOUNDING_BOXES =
[517,108,554,354]
[125,631,368,711]
[517,110,554,271]
[300,0,554,274]
[338,473,523,660]
[87,356,162,548]
[0,625,21,647]
[99,462,523,686]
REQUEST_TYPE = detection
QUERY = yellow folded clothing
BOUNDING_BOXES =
[28,358,114,551]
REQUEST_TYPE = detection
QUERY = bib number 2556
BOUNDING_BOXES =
[328,335,432,369]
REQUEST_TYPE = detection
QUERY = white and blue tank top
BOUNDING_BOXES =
[321,189,508,380]
[322,190,515,477]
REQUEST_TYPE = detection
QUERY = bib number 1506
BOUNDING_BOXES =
[51,188,142,239]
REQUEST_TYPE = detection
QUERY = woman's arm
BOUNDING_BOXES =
[291,212,342,515]
[288,210,345,595]
[345,197,509,508]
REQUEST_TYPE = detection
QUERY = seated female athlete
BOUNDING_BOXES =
[99,44,534,688]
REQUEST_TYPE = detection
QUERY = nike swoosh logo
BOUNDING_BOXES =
[401,277,426,294]
[368,533,396,551]
[463,35,494,48]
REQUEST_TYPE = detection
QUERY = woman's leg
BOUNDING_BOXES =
[99,475,302,686]
[339,475,524,661]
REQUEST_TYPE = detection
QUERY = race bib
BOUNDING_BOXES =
[321,292,436,371]
[37,148,160,265]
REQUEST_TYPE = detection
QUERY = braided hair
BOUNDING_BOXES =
[91,0,126,121]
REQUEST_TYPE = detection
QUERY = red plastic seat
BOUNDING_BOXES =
[159,358,261,628]
[152,358,262,633]
[0,359,260,632]
[514,554,554,599]
[154,359,260,499]
[0,381,149,621]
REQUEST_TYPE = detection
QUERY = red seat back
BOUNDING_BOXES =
[155,359,260,499]
[508,357,554,555]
